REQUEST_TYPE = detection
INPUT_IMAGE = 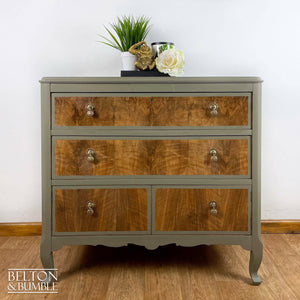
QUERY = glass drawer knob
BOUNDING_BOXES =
[86,148,95,162]
[87,201,96,215]
[209,103,218,116]
[209,201,218,215]
[86,103,95,117]
[210,149,218,162]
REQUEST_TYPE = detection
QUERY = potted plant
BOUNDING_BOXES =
[99,16,151,70]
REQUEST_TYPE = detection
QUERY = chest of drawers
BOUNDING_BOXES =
[40,77,262,284]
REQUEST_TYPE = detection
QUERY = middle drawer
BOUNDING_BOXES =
[53,137,250,177]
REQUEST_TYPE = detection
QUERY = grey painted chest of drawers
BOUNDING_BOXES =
[40,77,263,284]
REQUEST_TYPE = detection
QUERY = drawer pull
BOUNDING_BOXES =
[86,148,95,162]
[209,149,218,162]
[209,201,218,215]
[86,103,95,117]
[208,103,218,116]
[86,201,96,215]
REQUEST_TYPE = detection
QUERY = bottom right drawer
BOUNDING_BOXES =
[154,188,250,232]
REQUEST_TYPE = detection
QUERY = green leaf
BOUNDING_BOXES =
[98,15,151,52]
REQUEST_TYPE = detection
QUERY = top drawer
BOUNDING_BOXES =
[53,94,251,128]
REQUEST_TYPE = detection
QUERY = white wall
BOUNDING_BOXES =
[0,0,299,222]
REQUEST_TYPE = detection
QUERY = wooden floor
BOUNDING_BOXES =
[0,234,299,300]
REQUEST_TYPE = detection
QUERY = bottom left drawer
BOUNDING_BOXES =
[53,187,150,234]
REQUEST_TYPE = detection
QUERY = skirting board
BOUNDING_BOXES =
[0,220,299,236]
[0,223,42,236]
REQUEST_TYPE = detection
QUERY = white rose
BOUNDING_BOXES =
[155,49,184,76]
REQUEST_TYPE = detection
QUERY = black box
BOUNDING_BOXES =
[120,70,169,77]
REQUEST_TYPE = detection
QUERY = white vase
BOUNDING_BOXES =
[121,51,136,70]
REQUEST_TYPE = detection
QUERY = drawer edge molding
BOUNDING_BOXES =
[51,178,253,186]
[50,83,255,93]
[51,129,253,136]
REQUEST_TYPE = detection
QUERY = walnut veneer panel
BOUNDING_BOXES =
[54,97,151,126]
[54,139,248,176]
[54,96,249,127]
[151,139,248,176]
[155,189,248,231]
[151,96,249,126]
[55,189,148,232]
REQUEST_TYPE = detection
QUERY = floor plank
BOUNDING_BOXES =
[0,235,299,300]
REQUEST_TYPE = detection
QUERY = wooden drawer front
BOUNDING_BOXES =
[155,188,249,232]
[151,96,249,126]
[54,139,249,176]
[54,97,151,127]
[54,95,249,127]
[54,188,148,232]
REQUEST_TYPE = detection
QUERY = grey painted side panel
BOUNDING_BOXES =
[40,83,54,270]
[252,83,262,239]
[249,83,263,283]
[41,83,52,239]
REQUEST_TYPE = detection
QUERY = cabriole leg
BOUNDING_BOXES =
[40,237,54,284]
[249,238,263,285]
